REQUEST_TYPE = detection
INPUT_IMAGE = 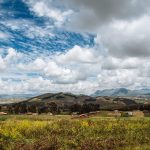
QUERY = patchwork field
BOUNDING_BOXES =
[1,115,150,150]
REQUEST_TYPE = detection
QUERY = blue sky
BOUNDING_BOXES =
[0,0,94,56]
[0,0,150,95]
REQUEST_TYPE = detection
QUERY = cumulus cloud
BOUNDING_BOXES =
[0,45,150,94]
[97,69,140,89]
[24,0,72,26]
[62,0,150,31]
[101,56,145,70]
[0,45,100,94]
[61,0,150,58]
[57,45,100,64]
[0,56,6,71]
[5,48,22,63]
[99,16,150,58]
[0,0,150,94]
[17,45,100,85]
[0,77,52,94]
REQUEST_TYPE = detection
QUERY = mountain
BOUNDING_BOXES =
[18,92,138,107]
[91,88,150,97]
[1,92,140,114]
[91,88,130,97]
[6,92,138,111]
[19,92,91,106]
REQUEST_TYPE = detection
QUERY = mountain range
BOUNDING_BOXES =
[4,92,138,110]
[0,88,150,104]
[91,88,150,97]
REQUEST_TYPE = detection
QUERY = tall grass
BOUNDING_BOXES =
[0,116,150,150]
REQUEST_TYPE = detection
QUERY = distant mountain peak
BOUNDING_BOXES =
[91,88,150,97]
[112,88,129,96]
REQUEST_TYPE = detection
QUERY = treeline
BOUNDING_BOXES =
[101,104,150,111]
[0,103,100,114]
[1,102,150,115]
[120,104,150,111]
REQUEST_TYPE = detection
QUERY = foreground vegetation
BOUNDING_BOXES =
[1,115,150,150]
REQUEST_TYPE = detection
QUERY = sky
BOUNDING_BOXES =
[0,0,150,95]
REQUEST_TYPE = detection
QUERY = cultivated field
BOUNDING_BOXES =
[1,115,150,150]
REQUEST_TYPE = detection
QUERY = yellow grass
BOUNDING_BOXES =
[0,115,150,150]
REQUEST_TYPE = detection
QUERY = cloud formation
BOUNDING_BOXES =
[62,0,150,58]
[99,16,150,58]
[63,0,150,31]
[0,44,150,95]
[0,0,150,95]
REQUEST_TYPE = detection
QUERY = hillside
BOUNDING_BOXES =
[11,92,139,111]
[0,92,138,108]
[19,92,91,107]
[1,92,148,114]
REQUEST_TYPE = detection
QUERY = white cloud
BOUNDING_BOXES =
[101,56,145,70]
[5,48,22,63]
[0,56,6,71]
[97,69,139,89]
[0,45,150,94]
[24,0,72,26]
[32,1,63,21]
[1,0,150,94]
[18,58,46,71]
[61,0,150,58]
[44,61,70,77]
[57,45,99,64]
[99,16,150,58]
[0,31,9,40]
[1,19,54,39]
[25,26,54,39]
[0,77,52,94]
[0,48,22,73]
[62,0,150,32]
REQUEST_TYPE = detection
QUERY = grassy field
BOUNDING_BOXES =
[1,115,150,150]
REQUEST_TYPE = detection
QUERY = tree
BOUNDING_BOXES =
[47,102,58,114]
[70,104,81,112]
[14,104,20,114]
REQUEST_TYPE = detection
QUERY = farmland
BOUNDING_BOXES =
[1,115,150,150]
